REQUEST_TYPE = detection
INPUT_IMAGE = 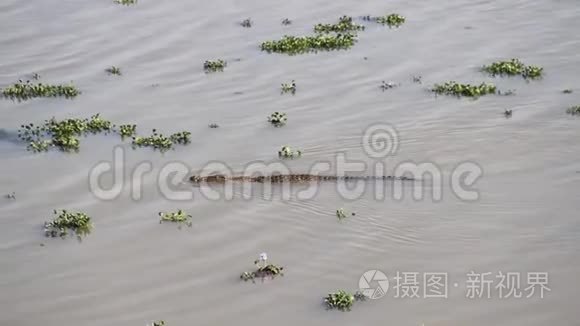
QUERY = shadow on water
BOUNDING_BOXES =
[0,129,21,144]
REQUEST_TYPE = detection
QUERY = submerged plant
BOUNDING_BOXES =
[324,290,367,311]
[105,66,122,75]
[159,210,192,227]
[278,145,302,159]
[375,13,406,27]
[566,105,580,115]
[240,18,252,27]
[118,124,137,138]
[282,18,292,25]
[314,16,364,33]
[132,129,191,152]
[240,253,284,282]
[2,80,80,100]
[203,59,227,72]
[44,209,93,239]
[432,81,497,98]
[281,80,296,94]
[482,59,543,79]
[268,112,287,127]
[261,33,357,55]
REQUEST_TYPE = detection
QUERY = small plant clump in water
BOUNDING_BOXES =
[203,59,227,72]
[118,124,136,138]
[5,192,16,200]
[282,18,292,25]
[281,80,296,94]
[566,105,580,115]
[240,254,284,282]
[208,123,220,128]
[159,210,192,227]
[324,290,366,311]
[336,208,355,219]
[44,209,93,239]
[115,0,136,4]
[278,145,302,159]
[17,114,113,152]
[2,80,80,100]
[132,129,191,152]
[268,112,287,127]
[562,89,573,94]
[314,16,364,33]
[261,33,357,55]
[149,321,165,326]
[375,14,406,27]
[240,18,252,27]
[432,81,497,98]
[105,66,122,75]
[482,59,543,79]
[504,109,513,118]
[380,80,399,91]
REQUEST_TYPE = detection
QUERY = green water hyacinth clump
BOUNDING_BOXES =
[132,129,191,152]
[482,59,543,79]
[432,81,497,98]
[314,16,364,33]
[268,112,287,127]
[159,210,192,227]
[336,208,355,219]
[17,114,113,152]
[278,145,301,159]
[261,33,357,54]
[105,66,122,75]
[566,105,580,115]
[203,59,227,72]
[324,290,359,311]
[2,80,80,100]
[118,124,137,138]
[44,209,93,238]
[375,13,406,27]
[281,80,296,94]
[241,18,252,27]
[149,321,165,326]
[115,0,136,4]
[240,264,284,282]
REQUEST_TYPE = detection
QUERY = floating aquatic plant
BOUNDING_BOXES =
[240,253,284,282]
[158,210,192,227]
[105,66,122,76]
[336,208,355,219]
[261,33,357,55]
[208,123,220,128]
[240,18,252,27]
[5,192,15,200]
[132,129,191,152]
[17,114,113,152]
[118,124,136,138]
[44,209,93,239]
[566,105,580,115]
[31,73,41,80]
[375,14,406,27]
[432,81,497,98]
[281,80,296,94]
[504,109,513,118]
[149,321,165,326]
[314,16,364,33]
[115,0,136,4]
[412,75,422,84]
[203,59,227,72]
[562,89,573,94]
[2,80,80,100]
[380,80,399,91]
[268,112,287,127]
[282,18,292,25]
[482,59,543,79]
[324,290,366,311]
[278,145,302,159]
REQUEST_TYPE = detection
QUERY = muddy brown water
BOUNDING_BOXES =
[1,0,580,325]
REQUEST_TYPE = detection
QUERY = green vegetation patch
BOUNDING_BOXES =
[44,209,93,239]
[159,210,192,227]
[118,124,137,138]
[2,80,80,100]
[132,129,191,152]
[281,80,296,94]
[324,290,366,311]
[314,16,364,33]
[115,0,136,4]
[375,14,406,27]
[268,112,287,127]
[482,59,543,79]
[261,33,357,55]
[105,66,122,75]
[336,208,355,219]
[432,81,497,98]
[566,105,580,115]
[204,59,227,72]
[278,145,302,159]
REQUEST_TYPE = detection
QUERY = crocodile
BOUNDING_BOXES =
[190,174,415,183]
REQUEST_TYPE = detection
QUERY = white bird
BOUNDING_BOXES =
[255,252,268,268]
